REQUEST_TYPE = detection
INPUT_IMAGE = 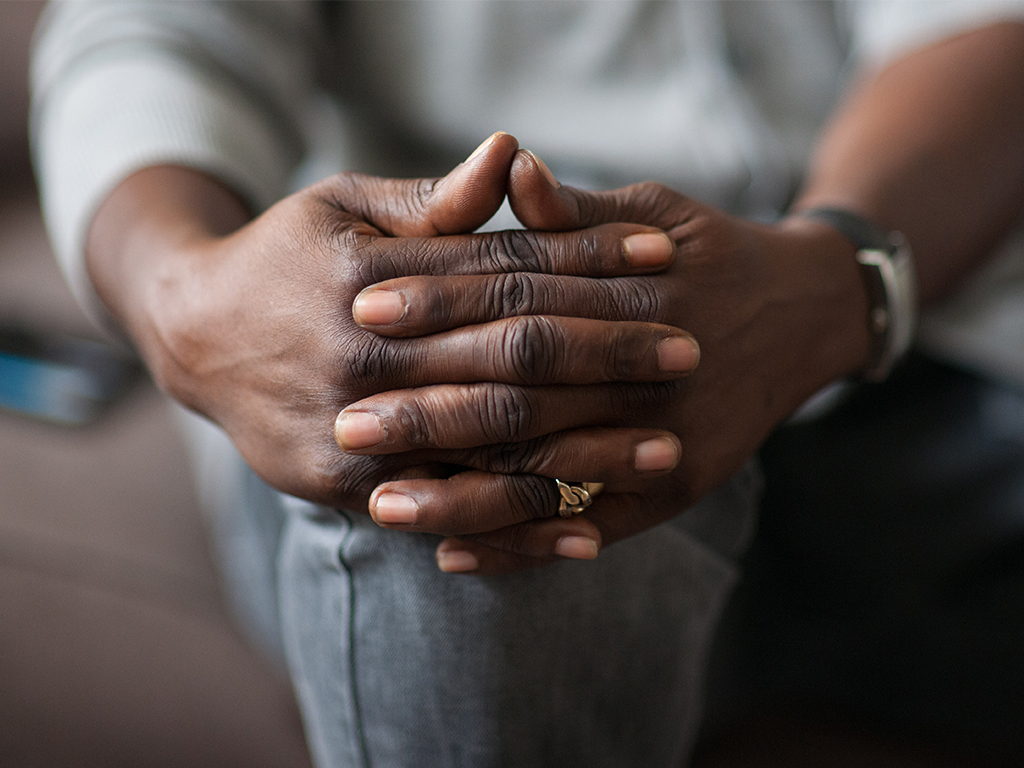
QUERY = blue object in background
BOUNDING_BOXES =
[0,327,139,426]
[0,351,106,424]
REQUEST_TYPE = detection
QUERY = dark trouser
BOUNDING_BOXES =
[740,354,1024,764]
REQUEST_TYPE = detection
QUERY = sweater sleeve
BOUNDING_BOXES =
[31,0,322,338]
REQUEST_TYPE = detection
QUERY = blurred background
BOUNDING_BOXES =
[0,3,311,765]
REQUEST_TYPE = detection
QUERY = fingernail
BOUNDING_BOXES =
[635,437,679,472]
[334,411,383,450]
[353,290,406,326]
[465,132,505,164]
[437,549,480,573]
[622,232,674,267]
[525,150,560,188]
[555,536,600,560]
[657,336,700,373]
[372,492,418,524]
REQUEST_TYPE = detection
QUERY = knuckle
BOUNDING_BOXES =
[413,177,436,208]
[421,279,457,328]
[346,237,384,288]
[371,177,420,232]
[632,181,681,223]
[580,231,598,268]
[355,246,388,286]
[312,451,353,500]
[475,438,545,475]
[312,171,359,213]
[489,272,537,318]
[322,174,388,226]
[501,474,557,524]
[316,173,440,237]
[357,238,424,286]
[489,230,545,273]
[346,336,399,387]
[604,327,641,381]
[391,397,441,448]
[632,180,671,203]
[479,384,538,443]
[280,439,359,507]
[570,189,607,226]
[393,178,438,235]
[611,381,683,422]
[616,280,664,323]
[328,454,393,505]
[500,316,562,383]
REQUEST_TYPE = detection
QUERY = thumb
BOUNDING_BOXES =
[324,132,519,237]
[508,148,686,231]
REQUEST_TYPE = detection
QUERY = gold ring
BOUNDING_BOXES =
[554,480,604,518]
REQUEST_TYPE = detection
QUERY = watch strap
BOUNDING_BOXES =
[801,207,917,382]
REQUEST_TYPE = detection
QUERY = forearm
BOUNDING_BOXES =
[793,21,1024,305]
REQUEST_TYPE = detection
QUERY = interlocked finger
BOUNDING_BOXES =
[366,316,698,390]
[353,273,673,337]
[435,538,553,575]
[334,380,684,454]
[367,471,612,563]
[367,468,646,570]
[369,470,562,533]
[350,221,675,285]
[431,487,674,575]
[363,427,677,539]
[433,427,681,482]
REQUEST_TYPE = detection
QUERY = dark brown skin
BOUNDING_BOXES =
[353,177,870,570]
[87,24,1024,575]
[346,22,1024,573]
[85,132,694,551]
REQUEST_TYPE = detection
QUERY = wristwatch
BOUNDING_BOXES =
[801,207,918,382]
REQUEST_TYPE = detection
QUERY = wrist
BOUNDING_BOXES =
[767,215,877,390]
[796,207,917,381]
[85,166,249,397]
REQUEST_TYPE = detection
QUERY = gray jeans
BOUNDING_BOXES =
[177,407,761,768]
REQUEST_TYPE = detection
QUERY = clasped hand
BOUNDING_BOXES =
[114,133,867,575]
[335,136,870,573]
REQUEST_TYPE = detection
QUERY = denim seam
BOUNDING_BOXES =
[337,509,372,768]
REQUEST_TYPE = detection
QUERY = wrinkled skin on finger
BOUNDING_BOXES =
[108,133,684,514]
[120,133,524,508]
[505,152,867,513]
[352,149,874,572]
